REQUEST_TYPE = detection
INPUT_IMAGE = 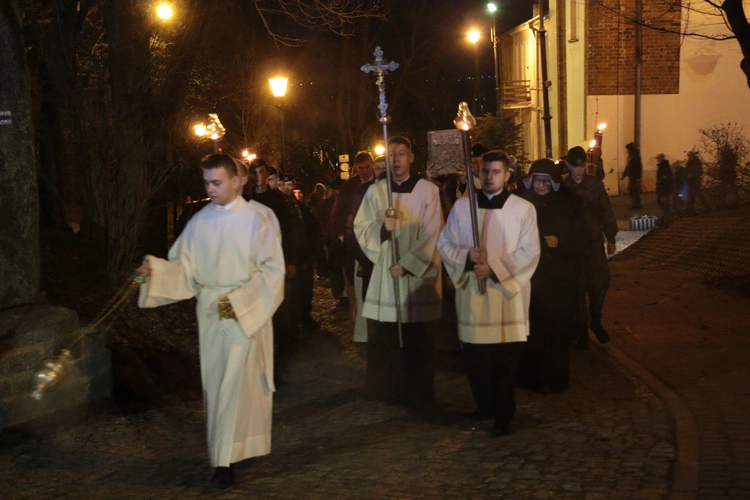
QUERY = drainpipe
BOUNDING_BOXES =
[634,0,642,148]
[557,0,567,154]
[538,0,553,158]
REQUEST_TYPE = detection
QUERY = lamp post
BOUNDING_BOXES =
[269,77,288,170]
[467,30,481,115]
[487,2,502,112]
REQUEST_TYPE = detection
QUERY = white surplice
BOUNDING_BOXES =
[437,193,540,344]
[138,196,285,467]
[353,177,442,323]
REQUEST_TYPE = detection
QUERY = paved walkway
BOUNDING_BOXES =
[2,283,675,499]
[4,200,747,499]
[605,212,750,499]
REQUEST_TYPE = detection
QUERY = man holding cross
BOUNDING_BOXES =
[353,136,443,407]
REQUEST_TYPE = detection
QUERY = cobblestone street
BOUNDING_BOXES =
[1,282,675,499]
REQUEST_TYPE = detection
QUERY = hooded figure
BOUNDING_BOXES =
[519,159,590,393]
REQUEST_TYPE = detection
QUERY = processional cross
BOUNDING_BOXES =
[361,47,405,346]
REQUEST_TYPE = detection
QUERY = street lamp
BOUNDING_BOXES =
[193,113,225,153]
[269,77,288,170]
[156,2,174,21]
[374,144,385,156]
[487,2,502,112]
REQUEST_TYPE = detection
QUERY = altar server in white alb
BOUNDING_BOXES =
[136,154,285,488]
[354,136,443,406]
[437,150,540,436]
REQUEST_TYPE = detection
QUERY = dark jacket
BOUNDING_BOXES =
[523,188,589,317]
[656,160,673,196]
[563,176,618,246]
[622,153,643,181]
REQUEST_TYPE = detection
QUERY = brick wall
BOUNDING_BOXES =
[588,0,681,95]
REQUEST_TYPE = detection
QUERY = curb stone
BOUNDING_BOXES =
[595,339,699,499]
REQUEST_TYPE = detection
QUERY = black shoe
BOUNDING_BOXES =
[491,418,511,436]
[210,465,234,489]
[466,410,493,421]
[590,317,611,344]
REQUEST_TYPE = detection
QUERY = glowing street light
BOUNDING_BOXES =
[467,29,480,44]
[374,144,385,156]
[156,2,174,21]
[193,114,225,153]
[269,77,289,168]
[241,150,256,161]
[269,77,288,98]
[487,2,498,13]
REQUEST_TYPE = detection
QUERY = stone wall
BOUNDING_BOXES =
[0,305,111,428]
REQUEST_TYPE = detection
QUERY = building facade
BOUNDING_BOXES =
[500,0,750,194]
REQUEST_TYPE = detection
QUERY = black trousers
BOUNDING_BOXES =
[364,320,435,405]
[273,278,299,378]
[297,263,315,323]
[463,342,524,420]
[576,244,610,324]
[518,309,571,393]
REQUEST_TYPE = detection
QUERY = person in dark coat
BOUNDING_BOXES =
[564,146,618,348]
[245,159,305,384]
[655,154,673,220]
[685,150,711,214]
[519,159,589,393]
[622,142,643,209]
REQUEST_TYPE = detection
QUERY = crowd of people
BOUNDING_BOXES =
[626,144,742,219]
[135,139,623,488]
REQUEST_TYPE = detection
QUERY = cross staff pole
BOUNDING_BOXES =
[361,47,404,347]
[454,102,486,294]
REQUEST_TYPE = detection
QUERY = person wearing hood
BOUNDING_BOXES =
[518,159,589,393]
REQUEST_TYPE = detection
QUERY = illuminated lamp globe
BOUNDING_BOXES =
[156,3,173,21]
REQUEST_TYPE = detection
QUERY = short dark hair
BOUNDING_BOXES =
[388,136,412,150]
[354,151,374,164]
[481,150,510,170]
[282,174,296,183]
[267,166,278,176]
[200,154,239,177]
[374,155,386,163]
[248,158,269,172]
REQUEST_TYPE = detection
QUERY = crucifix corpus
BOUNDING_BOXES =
[361,47,404,346]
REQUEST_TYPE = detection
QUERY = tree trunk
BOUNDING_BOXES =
[723,0,750,88]
[0,0,41,306]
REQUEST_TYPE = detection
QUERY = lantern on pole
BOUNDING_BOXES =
[454,102,486,295]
